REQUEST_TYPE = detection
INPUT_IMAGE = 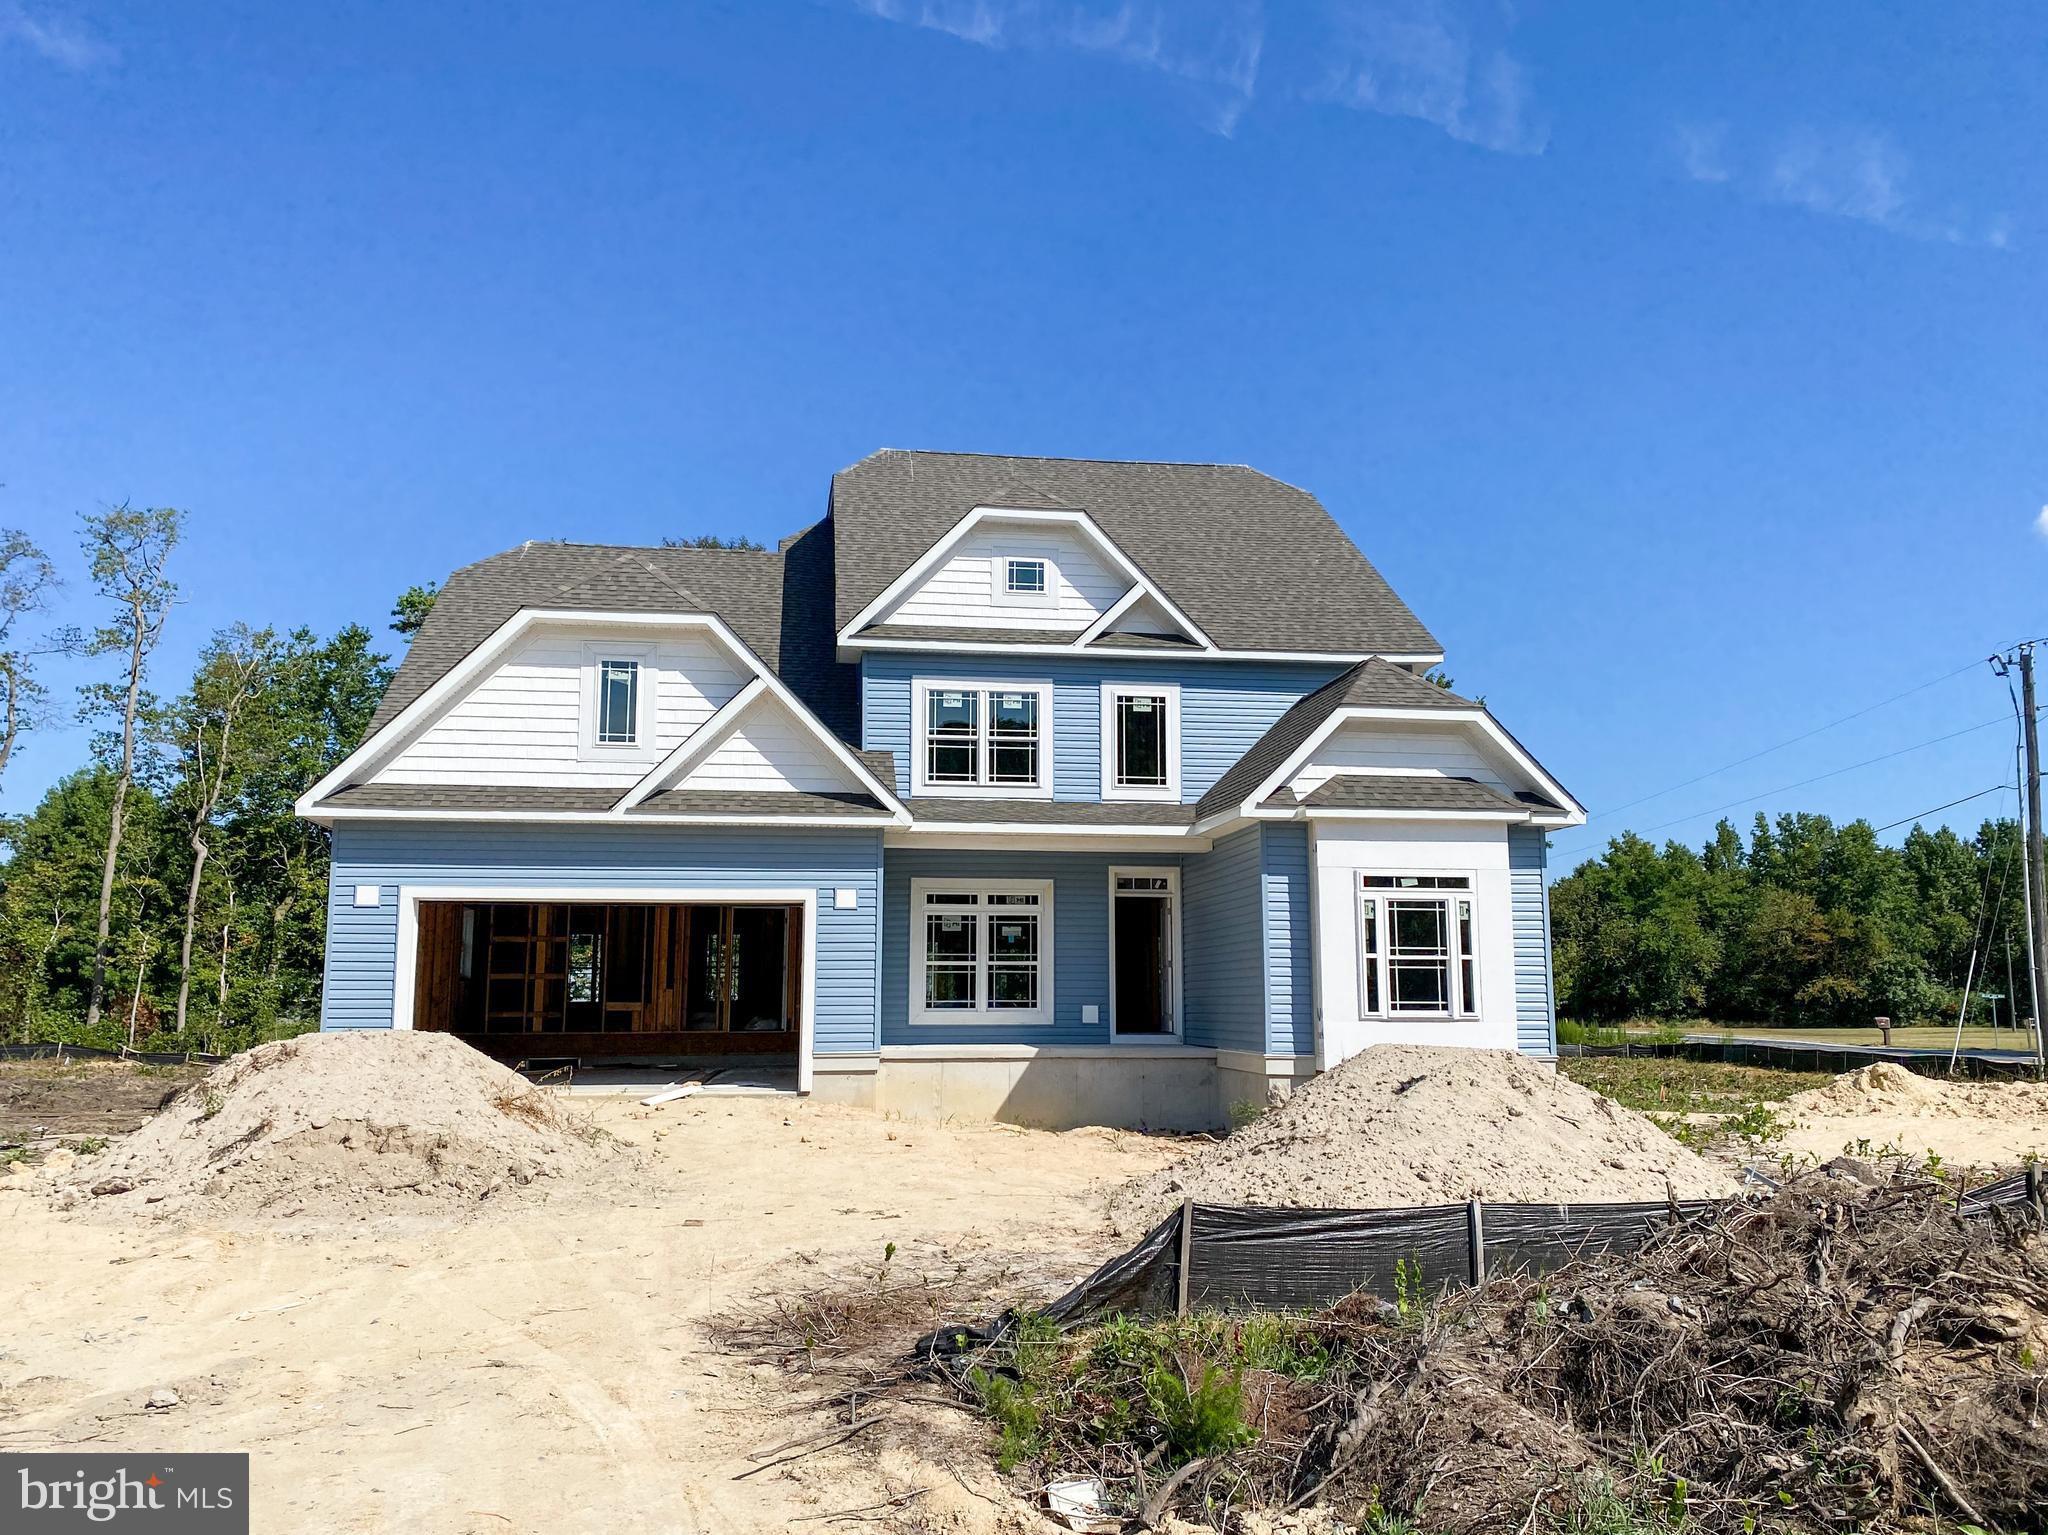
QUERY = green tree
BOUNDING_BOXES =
[0,528,60,790]
[390,583,438,637]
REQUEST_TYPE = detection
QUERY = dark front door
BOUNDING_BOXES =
[1113,889,1173,1035]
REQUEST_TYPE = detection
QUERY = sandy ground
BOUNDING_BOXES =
[3,1094,1184,1535]
[1770,1062,2048,1169]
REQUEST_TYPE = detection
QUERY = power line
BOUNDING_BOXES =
[1585,657,1985,824]
[1872,784,2010,836]
[1551,714,2011,860]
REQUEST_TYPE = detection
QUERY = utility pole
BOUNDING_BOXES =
[2003,645,2048,1069]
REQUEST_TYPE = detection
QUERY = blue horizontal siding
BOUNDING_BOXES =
[321,822,884,1055]
[1260,822,1314,1056]
[1181,826,1264,1052]
[881,848,1183,1045]
[862,653,1344,802]
[1508,826,1556,1056]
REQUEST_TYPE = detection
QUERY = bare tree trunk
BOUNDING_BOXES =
[0,659,19,783]
[126,923,152,1050]
[175,648,259,1035]
[86,599,148,1029]
[218,875,236,1013]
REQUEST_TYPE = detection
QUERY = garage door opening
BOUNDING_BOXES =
[410,900,802,1067]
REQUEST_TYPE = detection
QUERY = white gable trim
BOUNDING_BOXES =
[610,676,769,813]
[843,635,1445,667]
[1240,706,1585,827]
[296,608,908,822]
[839,506,1216,651]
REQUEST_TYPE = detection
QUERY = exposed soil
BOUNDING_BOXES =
[1776,1061,2048,1169]
[0,1059,205,1143]
[1111,1044,1741,1234]
[2,1045,1183,1534]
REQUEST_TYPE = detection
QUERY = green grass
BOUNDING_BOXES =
[1558,1055,1831,1150]
[1561,1017,2038,1053]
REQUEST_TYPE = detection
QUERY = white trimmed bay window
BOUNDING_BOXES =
[910,879,1054,1024]
[1357,874,1478,1019]
[911,679,1054,798]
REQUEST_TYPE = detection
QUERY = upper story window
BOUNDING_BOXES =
[1358,874,1477,1020]
[580,642,657,761]
[991,554,1057,608]
[1004,558,1047,596]
[912,679,1054,798]
[1099,682,1180,801]
[595,659,641,745]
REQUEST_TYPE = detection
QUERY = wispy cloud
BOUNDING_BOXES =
[1312,0,1544,156]
[850,1,1265,134]
[2034,505,2048,542]
[0,3,114,70]
[1678,120,2008,250]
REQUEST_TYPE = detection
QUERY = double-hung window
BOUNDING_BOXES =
[911,880,1053,1023]
[1099,682,1180,800]
[1357,874,1478,1019]
[913,680,1053,797]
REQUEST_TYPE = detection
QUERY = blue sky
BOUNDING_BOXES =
[1,1,2043,870]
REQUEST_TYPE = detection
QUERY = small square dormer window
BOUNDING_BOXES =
[1005,558,1047,596]
[596,659,641,745]
[992,555,1056,608]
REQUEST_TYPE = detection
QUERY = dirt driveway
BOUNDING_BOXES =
[4,1093,1186,1534]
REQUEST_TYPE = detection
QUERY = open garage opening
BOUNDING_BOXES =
[409,898,805,1084]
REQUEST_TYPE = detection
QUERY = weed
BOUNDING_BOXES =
[1357,1495,1420,1535]
[64,1136,108,1156]
[1392,1257,1429,1325]
[1144,1362,1254,1461]
[968,1366,1043,1472]
[1722,1103,1785,1144]
[1227,1098,1268,1130]
[1,1147,29,1165]
[197,1091,224,1121]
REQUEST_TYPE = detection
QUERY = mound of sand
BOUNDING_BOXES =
[1111,1045,1739,1232]
[59,1031,616,1224]
[1784,1060,2048,1120]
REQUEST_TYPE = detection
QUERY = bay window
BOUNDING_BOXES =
[911,880,1054,1023]
[912,680,1054,797]
[1357,874,1478,1019]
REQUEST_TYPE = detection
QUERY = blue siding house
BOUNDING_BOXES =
[298,451,1583,1128]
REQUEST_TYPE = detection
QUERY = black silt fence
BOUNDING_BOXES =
[1560,1037,2040,1079]
[1046,1196,1724,1323]
[0,1042,225,1067]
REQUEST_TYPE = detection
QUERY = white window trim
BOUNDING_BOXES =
[991,554,1058,609]
[1098,681,1181,802]
[908,877,1056,1027]
[1355,870,1480,1022]
[1107,865,1182,1040]
[909,678,1056,800]
[578,641,660,763]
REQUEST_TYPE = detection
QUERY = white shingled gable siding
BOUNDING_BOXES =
[881,522,1127,631]
[377,626,747,788]
[676,695,860,793]
[1289,720,1515,796]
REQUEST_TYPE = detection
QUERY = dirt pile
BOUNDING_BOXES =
[1111,1045,1738,1231]
[57,1031,618,1224]
[1786,1059,2048,1119]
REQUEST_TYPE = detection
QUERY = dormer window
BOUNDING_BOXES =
[1099,682,1180,801]
[1004,558,1046,596]
[596,659,640,745]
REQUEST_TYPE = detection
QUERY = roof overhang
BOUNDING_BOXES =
[843,633,1444,667]
[836,505,1219,659]
[295,607,909,825]
[1227,704,1586,829]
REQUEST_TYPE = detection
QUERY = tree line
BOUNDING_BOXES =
[0,508,391,1052]
[1550,812,2033,1030]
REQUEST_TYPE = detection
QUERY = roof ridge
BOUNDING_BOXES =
[849,447,1277,473]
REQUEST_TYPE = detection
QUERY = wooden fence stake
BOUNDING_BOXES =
[1467,1198,1486,1288]
[1176,1199,1195,1316]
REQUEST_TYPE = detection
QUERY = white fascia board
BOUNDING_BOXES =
[836,505,1218,651]
[1072,584,1151,646]
[1245,805,1536,824]
[838,635,1445,667]
[610,676,769,814]
[305,806,896,829]
[884,828,1214,853]
[1237,705,1584,827]
[298,607,908,824]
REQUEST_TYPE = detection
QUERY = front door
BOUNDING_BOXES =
[1112,873,1175,1035]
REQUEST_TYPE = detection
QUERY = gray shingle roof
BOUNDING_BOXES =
[628,789,892,818]
[1268,775,1558,815]
[829,450,1439,656]
[365,524,858,744]
[903,798,1196,826]
[1194,659,1475,819]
